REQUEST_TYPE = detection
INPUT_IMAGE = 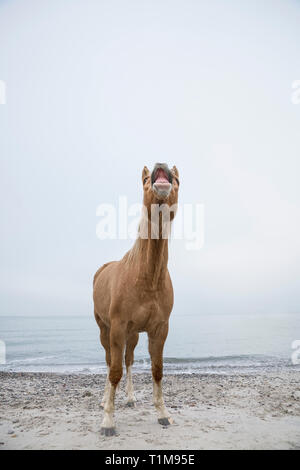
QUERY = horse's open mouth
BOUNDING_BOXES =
[151,164,172,197]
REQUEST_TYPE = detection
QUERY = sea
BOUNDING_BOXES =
[0,313,299,375]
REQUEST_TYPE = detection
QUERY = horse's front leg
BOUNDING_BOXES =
[148,322,172,426]
[101,320,126,436]
[101,367,110,408]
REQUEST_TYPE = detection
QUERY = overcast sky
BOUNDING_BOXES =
[1,0,300,316]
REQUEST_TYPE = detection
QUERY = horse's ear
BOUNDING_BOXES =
[142,166,150,182]
[172,165,179,178]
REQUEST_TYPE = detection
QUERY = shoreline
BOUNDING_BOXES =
[1,370,300,450]
[1,359,298,376]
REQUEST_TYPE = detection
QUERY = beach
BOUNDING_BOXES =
[1,370,300,450]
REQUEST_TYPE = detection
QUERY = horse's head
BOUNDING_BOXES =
[141,163,179,220]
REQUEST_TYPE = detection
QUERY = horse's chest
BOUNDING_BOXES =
[131,289,172,330]
[136,287,171,309]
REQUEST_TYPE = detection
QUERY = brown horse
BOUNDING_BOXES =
[93,163,179,436]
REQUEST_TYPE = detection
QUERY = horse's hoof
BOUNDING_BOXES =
[158,417,171,426]
[101,427,116,436]
[126,401,136,408]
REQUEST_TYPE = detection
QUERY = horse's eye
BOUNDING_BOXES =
[143,177,149,185]
[174,177,180,186]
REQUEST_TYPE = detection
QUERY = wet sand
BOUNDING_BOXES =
[0,370,300,450]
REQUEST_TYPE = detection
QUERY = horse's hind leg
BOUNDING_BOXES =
[97,317,111,408]
[125,332,139,407]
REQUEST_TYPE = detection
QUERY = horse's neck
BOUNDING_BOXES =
[141,236,169,285]
[128,218,169,287]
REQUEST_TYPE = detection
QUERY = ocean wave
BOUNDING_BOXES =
[9,355,57,364]
[1,353,297,375]
[135,354,278,364]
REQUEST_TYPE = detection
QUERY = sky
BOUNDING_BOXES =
[0,0,300,316]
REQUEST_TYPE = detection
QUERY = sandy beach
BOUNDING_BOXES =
[0,370,300,450]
